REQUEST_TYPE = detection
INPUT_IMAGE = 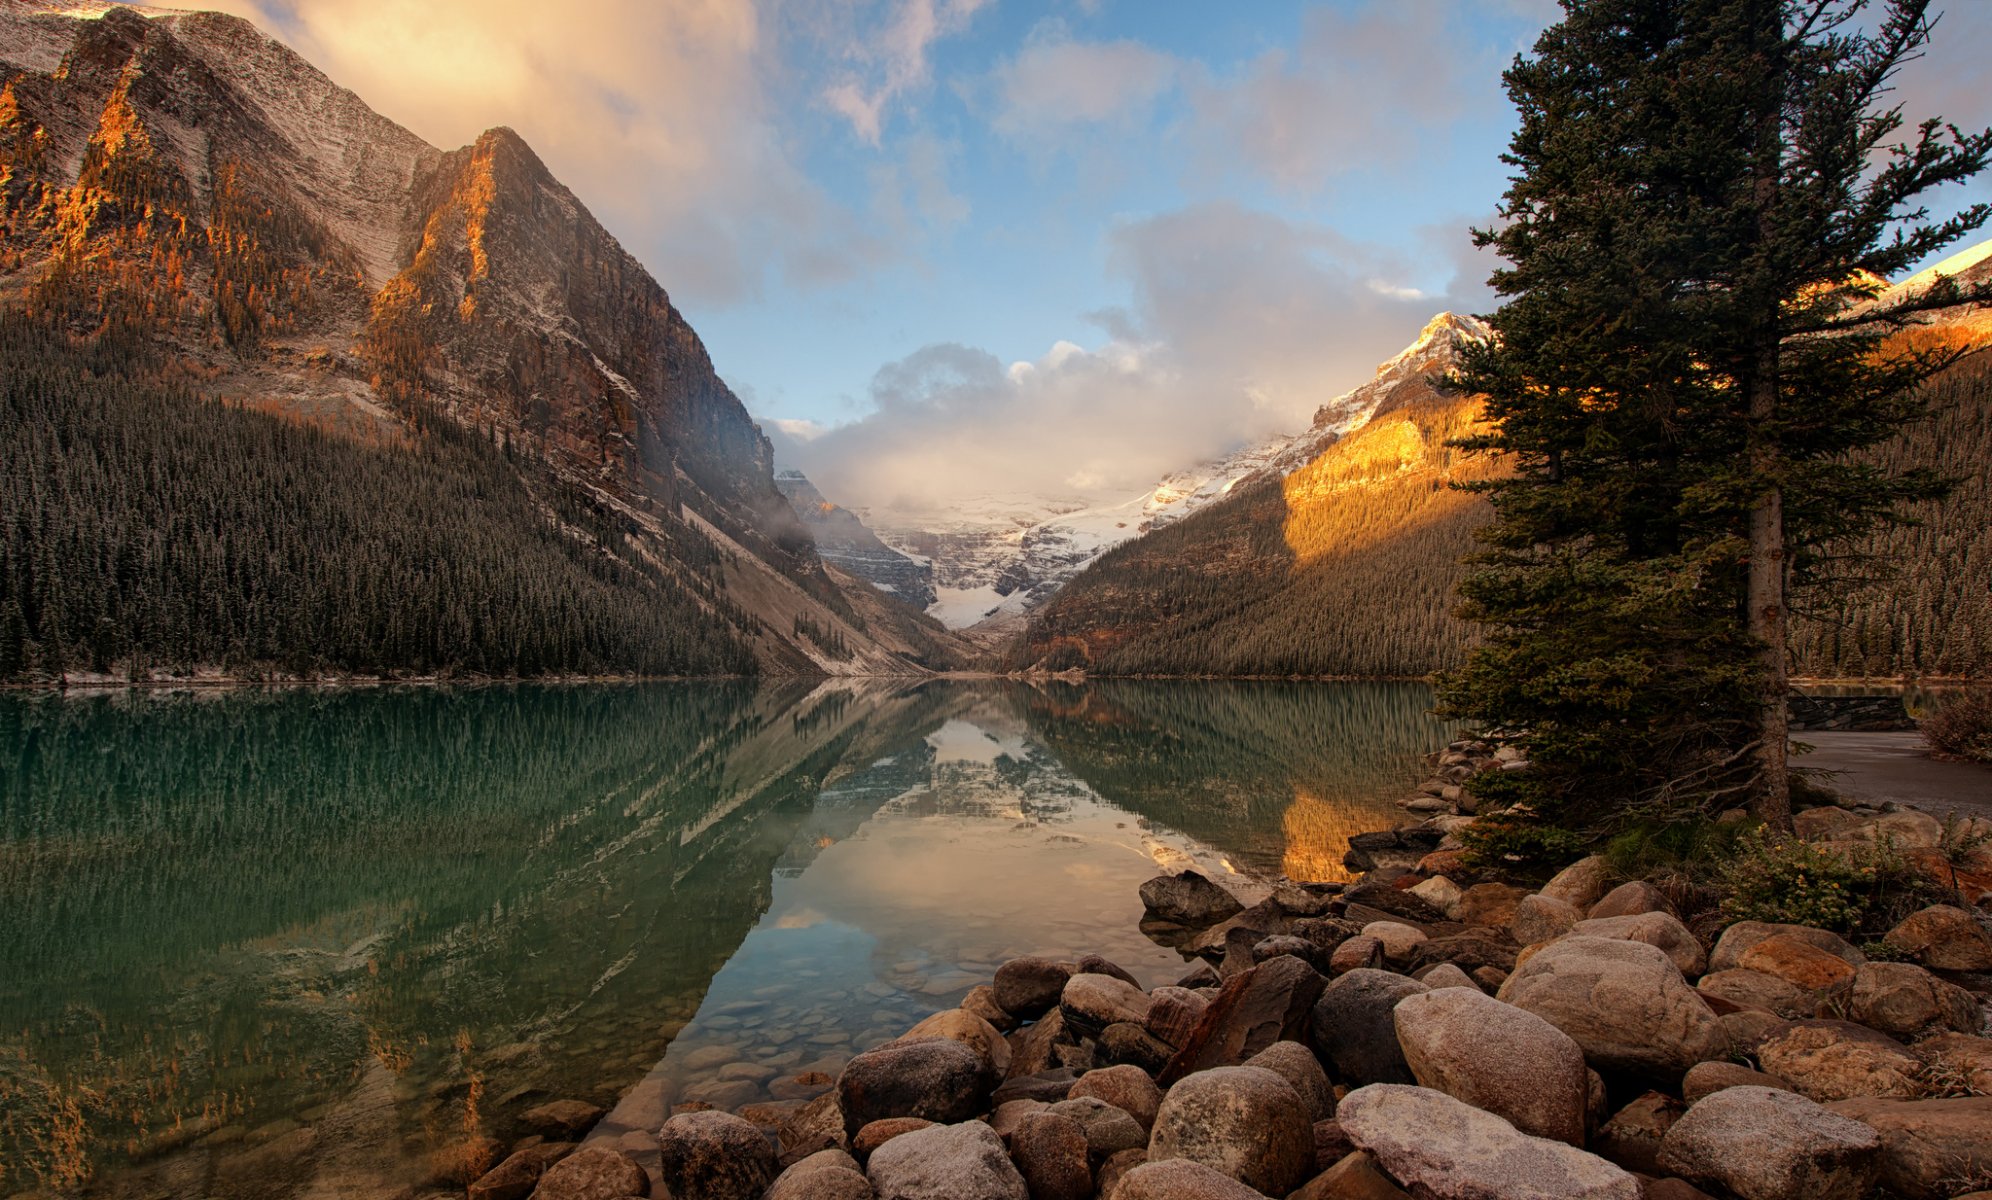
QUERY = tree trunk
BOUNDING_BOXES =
[1746,395,1792,832]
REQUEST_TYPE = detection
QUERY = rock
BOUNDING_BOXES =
[1290,1151,1412,1200]
[1737,935,1857,994]
[1588,881,1673,920]
[1244,1040,1336,1121]
[1709,921,1864,972]
[1916,1032,1992,1094]
[1410,875,1464,915]
[1337,1084,1641,1199]
[963,985,1018,1033]
[1175,962,1222,989]
[1681,1060,1789,1105]
[520,1100,604,1139]
[1409,931,1519,975]
[1755,1019,1922,1102]
[1824,1096,1992,1200]
[1146,1065,1314,1195]
[1496,936,1728,1081]
[1884,905,1992,971]
[1313,1117,1356,1169]
[1590,1091,1680,1175]
[1656,1086,1881,1200]
[991,1068,1077,1106]
[1005,1010,1075,1079]
[837,1039,999,1137]
[1108,1159,1266,1199]
[1142,987,1208,1049]
[1311,969,1428,1088]
[1472,965,1508,991]
[531,1146,649,1200]
[1849,808,1946,849]
[1077,953,1142,988]
[1568,912,1707,976]
[1139,870,1245,928]
[468,1142,574,1200]
[1540,856,1611,911]
[852,1118,933,1161]
[1795,806,1868,840]
[1045,1095,1146,1161]
[1094,1148,1146,1198]
[1060,974,1153,1039]
[1393,986,1590,1144]
[1511,894,1582,947]
[1255,934,1325,969]
[777,1090,849,1168]
[1695,967,1819,1018]
[1455,883,1532,928]
[900,1009,1012,1077]
[1158,954,1324,1083]
[1068,1065,1162,1132]
[994,956,1073,1020]
[1362,921,1428,962]
[1717,1008,1786,1057]
[654,1111,774,1200]
[985,1098,1047,1143]
[1343,878,1448,924]
[765,1149,874,1200]
[1099,1023,1174,1073]
[1417,962,1481,991]
[1849,961,1978,1037]
[1330,936,1384,975]
[864,1121,1026,1200]
[1007,1112,1089,1200]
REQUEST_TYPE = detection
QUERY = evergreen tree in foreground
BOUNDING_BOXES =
[1441,0,1989,837]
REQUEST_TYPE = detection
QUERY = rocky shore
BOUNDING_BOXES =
[467,741,1992,1200]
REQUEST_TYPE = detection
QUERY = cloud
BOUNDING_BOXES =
[989,24,1177,142]
[203,0,904,305]
[783,202,1481,514]
[820,0,991,145]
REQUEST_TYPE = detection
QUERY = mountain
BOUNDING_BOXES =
[844,319,1495,638]
[774,470,936,610]
[0,2,963,678]
[1014,311,1501,677]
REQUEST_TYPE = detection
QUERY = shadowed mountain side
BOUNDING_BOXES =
[0,680,975,1193]
[1017,367,1497,678]
[1013,680,1452,879]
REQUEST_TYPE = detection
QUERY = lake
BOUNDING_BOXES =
[0,679,1447,1197]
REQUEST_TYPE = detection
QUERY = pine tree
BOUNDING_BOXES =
[1441,0,1989,835]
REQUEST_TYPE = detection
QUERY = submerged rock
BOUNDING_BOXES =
[1139,871,1245,928]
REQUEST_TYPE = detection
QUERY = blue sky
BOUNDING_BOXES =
[214,0,1992,511]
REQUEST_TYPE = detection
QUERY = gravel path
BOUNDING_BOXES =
[1798,731,1992,822]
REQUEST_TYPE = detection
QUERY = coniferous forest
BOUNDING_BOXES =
[0,320,757,681]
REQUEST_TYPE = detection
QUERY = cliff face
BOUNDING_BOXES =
[0,2,958,673]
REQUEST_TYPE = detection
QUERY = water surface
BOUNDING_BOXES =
[0,680,1444,1197]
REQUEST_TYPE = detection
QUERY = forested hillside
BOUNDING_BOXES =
[0,322,757,680]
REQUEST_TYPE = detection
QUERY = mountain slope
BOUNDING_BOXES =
[0,2,960,676]
[1015,313,1498,677]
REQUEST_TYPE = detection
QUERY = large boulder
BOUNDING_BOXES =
[1310,969,1428,1087]
[1657,1086,1881,1200]
[1004,1010,1076,1079]
[1681,1060,1790,1105]
[1139,870,1246,927]
[1824,1096,1992,1200]
[1511,894,1582,947]
[899,1009,1011,1077]
[1059,973,1152,1040]
[852,1118,933,1163]
[1884,905,1992,971]
[1107,1159,1266,1200]
[993,956,1072,1019]
[1007,1112,1089,1200]
[962,985,1017,1033]
[1044,1095,1146,1161]
[1590,1091,1680,1175]
[468,1143,575,1200]
[1142,987,1208,1049]
[1067,1065,1162,1132]
[1337,1084,1640,1199]
[1454,883,1532,928]
[864,1121,1027,1200]
[1709,921,1863,972]
[530,1146,649,1200]
[1292,1151,1414,1200]
[1158,954,1323,1083]
[837,1039,999,1137]
[655,1111,775,1200]
[1408,931,1519,975]
[1696,967,1819,1018]
[1916,1032,1992,1094]
[1848,961,1979,1037]
[1539,856,1611,911]
[765,1150,873,1200]
[1587,881,1673,920]
[1244,1040,1336,1122]
[1145,1065,1315,1196]
[1393,987,1589,1144]
[1754,1019,1922,1102]
[1737,935,1858,996]
[1496,936,1728,1080]
[1569,912,1707,977]
[776,1090,849,1168]
[1362,921,1429,963]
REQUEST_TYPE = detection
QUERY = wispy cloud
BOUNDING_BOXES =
[821,0,990,145]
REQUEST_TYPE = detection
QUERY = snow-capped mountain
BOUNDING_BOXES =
[841,311,1494,632]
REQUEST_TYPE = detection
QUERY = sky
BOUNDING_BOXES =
[202,0,1992,516]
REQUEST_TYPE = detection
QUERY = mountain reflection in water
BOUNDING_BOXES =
[0,679,1445,1197]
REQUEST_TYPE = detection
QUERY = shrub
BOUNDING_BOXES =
[1718,828,1939,935]
[1923,690,1992,763]
[1458,816,1589,879]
